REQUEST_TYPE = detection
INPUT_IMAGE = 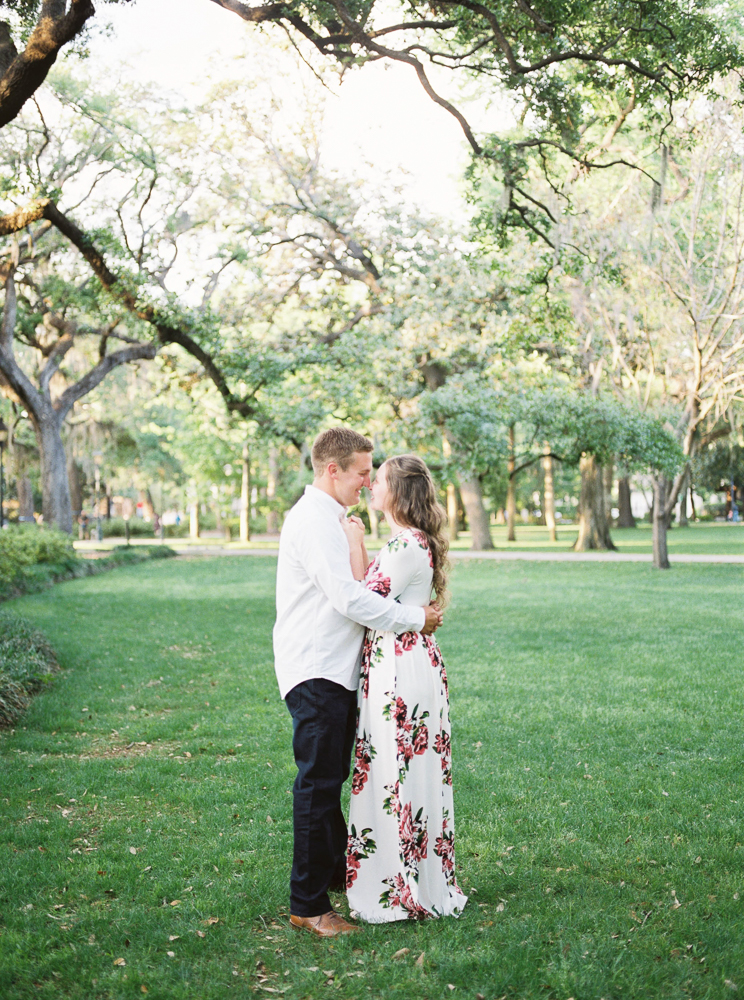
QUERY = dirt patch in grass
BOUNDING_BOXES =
[80,738,180,759]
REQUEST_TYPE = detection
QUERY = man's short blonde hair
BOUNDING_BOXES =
[311,427,373,477]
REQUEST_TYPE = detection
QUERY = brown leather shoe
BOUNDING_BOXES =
[289,911,360,937]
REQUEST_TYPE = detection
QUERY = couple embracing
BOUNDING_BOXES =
[273,427,467,936]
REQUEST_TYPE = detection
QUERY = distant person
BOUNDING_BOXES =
[274,428,443,938]
[342,455,467,922]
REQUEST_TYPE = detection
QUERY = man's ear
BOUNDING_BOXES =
[327,461,340,480]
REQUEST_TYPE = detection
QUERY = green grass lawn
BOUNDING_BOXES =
[1,557,743,1000]
[74,521,744,556]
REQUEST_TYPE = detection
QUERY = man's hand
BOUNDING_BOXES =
[420,603,443,635]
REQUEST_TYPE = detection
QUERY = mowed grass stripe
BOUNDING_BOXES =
[0,557,742,999]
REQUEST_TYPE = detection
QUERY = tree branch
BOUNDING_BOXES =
[54,342,157,421]
[0,0,96,129]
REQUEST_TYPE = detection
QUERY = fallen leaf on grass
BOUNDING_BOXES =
[113,958,126,967]
[725,980,738,991]
[496,902,505,912]
[167,950,175,958]
[447,986,456,992]
[196,930,206,938]
[169,935,180,941]
[392,948,409,959]
[169,900,181,907]
[141,987,148,994]
[416,953,425,968]
[88,935,95,945]
[204,917,219,925]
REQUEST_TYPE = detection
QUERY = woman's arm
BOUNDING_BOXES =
[341,515,368,581]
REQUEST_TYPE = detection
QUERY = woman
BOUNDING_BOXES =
[341,455,467,922]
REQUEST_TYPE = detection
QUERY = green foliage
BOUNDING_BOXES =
[693,440,744,495]
[0,611,59,728]
[0,527,77,592]
[423,377,683,479]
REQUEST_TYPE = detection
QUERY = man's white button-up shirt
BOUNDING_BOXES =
[273,485,426,699]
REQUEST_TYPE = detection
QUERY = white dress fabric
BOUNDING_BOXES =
[346,528,468,922]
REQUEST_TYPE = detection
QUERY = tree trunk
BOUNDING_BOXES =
[240,441,251,542]
[33,416,73,532]
[460,475,493,550]
[139,488,156,523]
[652,475,671,569]
[189,497,200,539]
[446,483,459,541]
[542,443,557,542]
[603,459,614,528]
[506,424,516,542]
[677,465,690,527]
[67,458,82,521]
[573,454,616,551]
[617,476,636,527]
[16,474,33,521]
[266,443,278,533]
[441,432,458,541]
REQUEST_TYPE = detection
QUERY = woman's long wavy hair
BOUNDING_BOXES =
[384,454,450,608]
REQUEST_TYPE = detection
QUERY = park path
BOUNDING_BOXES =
[168,545,744,564]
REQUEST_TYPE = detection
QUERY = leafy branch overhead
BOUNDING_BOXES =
[211,0,744,240]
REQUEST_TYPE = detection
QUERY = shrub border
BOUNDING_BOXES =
[0,544,177,603]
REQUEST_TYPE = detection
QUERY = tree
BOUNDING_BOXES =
[212,0,743,243]
[3,1,740,256]
[0,66,405,526]
[0,251,156,531]
[423,377,681,551]
[563,89,744,563]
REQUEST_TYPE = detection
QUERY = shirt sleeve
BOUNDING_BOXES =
[365,531,431,603]
[297,518,426,634]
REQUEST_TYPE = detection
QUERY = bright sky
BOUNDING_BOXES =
[88,0,478,220]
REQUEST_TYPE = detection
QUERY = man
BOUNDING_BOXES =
[274,427,443,938]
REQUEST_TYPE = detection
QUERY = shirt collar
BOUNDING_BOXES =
[305,484,347,519]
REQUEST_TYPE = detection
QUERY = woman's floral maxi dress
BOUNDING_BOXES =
[346,528,467,922]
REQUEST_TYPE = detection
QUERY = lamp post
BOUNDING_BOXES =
[93,451,103,542]
[0,418,7,529]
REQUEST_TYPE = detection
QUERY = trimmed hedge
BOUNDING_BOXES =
[0,527,177,602]
[101,517,155,538]
[0,526,77,596]
[0,611,60,728]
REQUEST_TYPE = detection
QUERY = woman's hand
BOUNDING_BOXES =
[342,515,369,581]
[341,514,366,549]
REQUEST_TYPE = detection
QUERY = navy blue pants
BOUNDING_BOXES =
[285,678,357,917]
